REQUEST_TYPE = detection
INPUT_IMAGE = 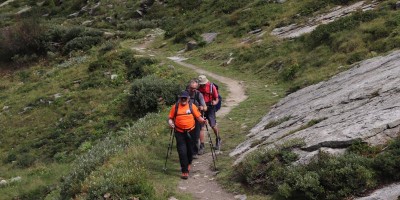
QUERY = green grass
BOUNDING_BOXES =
[0,163,71,199]
[1,0,400,199]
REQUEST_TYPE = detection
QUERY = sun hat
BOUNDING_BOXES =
[178,90,190,98]
[197,75,209,85]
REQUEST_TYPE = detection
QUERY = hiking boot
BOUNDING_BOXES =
[181,172,189,179]
[198,146,205,155]
[214,137,221,150]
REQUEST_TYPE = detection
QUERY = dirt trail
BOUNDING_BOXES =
[168,57,248,200]
[130,32,248,199]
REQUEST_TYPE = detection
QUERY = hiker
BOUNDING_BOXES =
[186,79,207,158]
[168,90,207,179]
[197,75,221,150]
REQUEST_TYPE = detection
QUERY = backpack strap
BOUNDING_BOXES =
[209,83,215,106]
[174,102,194,119]
[195,91,199,104]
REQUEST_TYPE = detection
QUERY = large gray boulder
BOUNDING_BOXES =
[231,50,400,165]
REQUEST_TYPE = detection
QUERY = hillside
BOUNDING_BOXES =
[1,0,400,199]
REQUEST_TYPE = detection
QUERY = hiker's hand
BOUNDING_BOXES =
[212,100,217,105]
[168,119,175,129]
[201,117,207,125]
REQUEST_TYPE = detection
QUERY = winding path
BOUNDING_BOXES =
[129,31,248,199]
[168,57,248,200]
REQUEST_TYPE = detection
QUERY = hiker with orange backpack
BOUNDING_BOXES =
[186,79,207,158]
[168,90,207,179]
[197,75,222,151]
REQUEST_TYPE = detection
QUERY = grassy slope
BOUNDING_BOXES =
[1,0,400,199]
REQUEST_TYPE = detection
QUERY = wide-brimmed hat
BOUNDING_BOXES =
[198,75,209,85]
[178,90,190,98]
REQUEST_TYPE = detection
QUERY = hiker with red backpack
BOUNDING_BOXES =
[168,90,207,179]
[186,79,207,158]
[197,75,222,151]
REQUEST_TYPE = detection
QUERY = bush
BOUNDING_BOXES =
[234,141,383,199]
[62,36,102,54]
[373,138,400,182]
[234,142,300,194]
[86,166,155,200]
[61,26,85,43]
[119,20,159,31]
[0,19,47,63]
[88,58,112,72]
[212,0,250,14]
[126,57,157,80]
[127,75,182,117]
[309,153,376,199]
[16,153,36,168]
[279,63,300,81]
[346,50,367,64]
[173,28,198,44]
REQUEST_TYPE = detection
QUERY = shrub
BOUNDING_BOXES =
[299,0,328,16]
[234,142,381,199]
[127,75,182,117]
[16,153,36,168]
[277,171,324,200]
[373,138,400,182]
[126,57,157,80]
[61,26,85,43]
[88,58,111,72]
[346,50,368,64]
[0,19,47,63]
[309,153,376,199]
[173,28,198,44]
[99,41,117,54]
[279,63,300,81]
[347,140,381,157]
[234,142,300,194]
[4,151,17,164]
[17,185,52,200]
[119,20,159,31]
[212,0,250,14]
[86,164,155,200]
[62,36,102,54]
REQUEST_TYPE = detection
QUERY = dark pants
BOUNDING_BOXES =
[192,121,201,155]
[175,129,195,173]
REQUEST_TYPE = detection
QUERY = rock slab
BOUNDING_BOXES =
[231,50,400,164]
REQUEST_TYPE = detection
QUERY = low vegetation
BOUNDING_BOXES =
[1,0,400,199]
[234,138,400,199]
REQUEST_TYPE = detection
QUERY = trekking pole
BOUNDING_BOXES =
[205,123,217,170]
[163,128,175,172]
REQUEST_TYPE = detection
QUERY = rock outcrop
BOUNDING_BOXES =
[271,1,378,39]
[230,50,400,165]
[354,183,400,200]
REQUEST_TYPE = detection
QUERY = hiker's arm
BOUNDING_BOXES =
[198,92,207,111]
[168,118,175,129]
[167,106,175,129]
[212,97,219,106]
[211,85,219,105]
[193,105,207,124]
[196,116,207,125]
